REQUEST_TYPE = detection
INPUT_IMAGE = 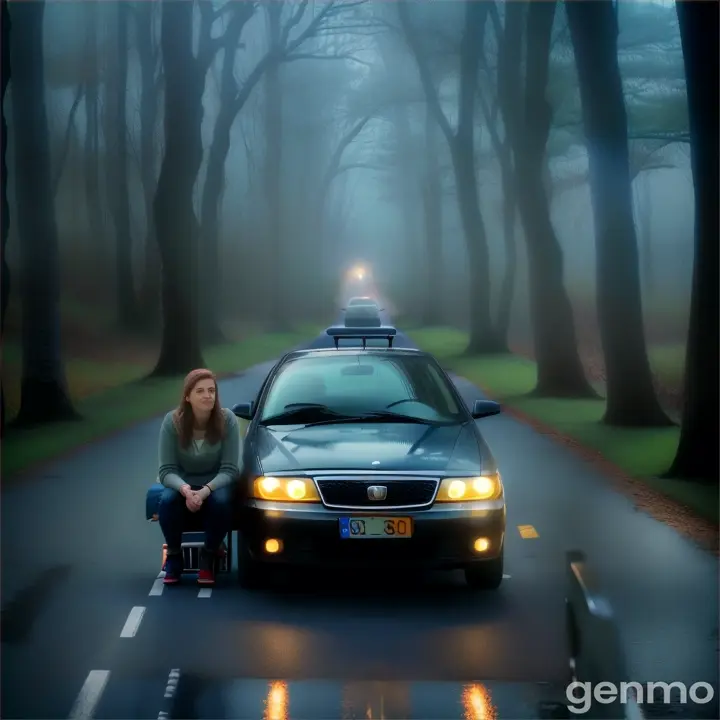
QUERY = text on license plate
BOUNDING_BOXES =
[339,516,413,539]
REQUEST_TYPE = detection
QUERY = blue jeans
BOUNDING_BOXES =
[158,486,233,552]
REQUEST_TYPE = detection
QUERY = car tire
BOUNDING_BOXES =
[464,551,503,590]
[237,535,266,589]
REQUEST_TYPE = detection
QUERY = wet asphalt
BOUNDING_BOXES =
[1,325,717,719]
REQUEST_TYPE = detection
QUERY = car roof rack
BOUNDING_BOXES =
[325,325,397,349]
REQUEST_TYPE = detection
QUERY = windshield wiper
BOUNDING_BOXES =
[259,404,352,425]
[294,411,455,428]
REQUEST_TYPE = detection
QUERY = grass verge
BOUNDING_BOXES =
[3,328,317,478]
[409,327,717,527]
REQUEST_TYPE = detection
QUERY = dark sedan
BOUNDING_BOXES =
[232,326,506,590]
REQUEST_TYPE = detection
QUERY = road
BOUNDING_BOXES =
[1,324,718,719]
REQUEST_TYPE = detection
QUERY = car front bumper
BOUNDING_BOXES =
[239,499,506,570]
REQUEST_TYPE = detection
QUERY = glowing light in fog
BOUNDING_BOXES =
[462,684,496,720]
[264,681,288,720]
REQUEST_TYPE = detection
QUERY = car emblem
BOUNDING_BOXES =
[367,485,387,501]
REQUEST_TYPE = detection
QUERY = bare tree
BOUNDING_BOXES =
[399,0,503,353]
[200,0,362,335]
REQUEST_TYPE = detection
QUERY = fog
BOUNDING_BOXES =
[1,0,700,425]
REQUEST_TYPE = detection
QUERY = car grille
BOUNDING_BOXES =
[315,478,438,509]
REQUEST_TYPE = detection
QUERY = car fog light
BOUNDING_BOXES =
[473,537,490,552]
[265,538,282,554]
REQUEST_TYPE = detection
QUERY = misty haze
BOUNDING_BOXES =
[1,1,717,719]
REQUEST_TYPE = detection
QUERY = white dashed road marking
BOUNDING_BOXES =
[502,574,511,579]
[68,670,110,719]
[149,572,165,596]
[120,606,146,638]
[197,588,212,598]
[164,669,181,699]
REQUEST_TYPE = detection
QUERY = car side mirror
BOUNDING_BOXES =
[232,402,254,420]
[471,399,501,419]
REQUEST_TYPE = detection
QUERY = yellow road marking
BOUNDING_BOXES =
[518,524,539,539]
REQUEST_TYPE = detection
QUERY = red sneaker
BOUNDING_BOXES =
[197,549,216,585]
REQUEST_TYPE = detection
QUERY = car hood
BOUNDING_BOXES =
[255,421,485,474]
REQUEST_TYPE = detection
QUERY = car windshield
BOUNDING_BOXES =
[260,354,464,424]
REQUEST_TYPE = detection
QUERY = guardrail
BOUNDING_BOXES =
[565,550,644,719]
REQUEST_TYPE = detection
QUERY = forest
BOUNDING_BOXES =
[1,2,717,517]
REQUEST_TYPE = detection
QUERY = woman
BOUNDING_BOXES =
[158,368,241,586]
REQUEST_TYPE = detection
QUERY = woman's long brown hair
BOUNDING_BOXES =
[172,369,226,448]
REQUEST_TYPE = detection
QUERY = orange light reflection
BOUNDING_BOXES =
[263,681,288,720]
[462,684,496,720]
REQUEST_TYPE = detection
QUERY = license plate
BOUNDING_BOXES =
[339,516,413,539]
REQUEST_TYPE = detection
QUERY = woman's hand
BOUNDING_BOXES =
[194,487,212,505]
[180,484,202,512]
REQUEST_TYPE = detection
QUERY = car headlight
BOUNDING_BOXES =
[251,476,321,502]
[435,473,503,502]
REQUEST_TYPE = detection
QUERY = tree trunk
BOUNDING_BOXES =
[495,154,516,347]
[397,0,500,350]
[1,0,11,432]
[10,0,79,424]
[513,0,595,397]
[200,104,232,344]
[394,104,417,313]
[83,1,103,253]
[454,1,501,353]
[422,104,444,327]
[52,83,84,200]
[135,3,161,330]
[263,3,286,331]
[110,2,137,328]
[638,176,654,300]
[451,143,499,353]
[480,11,516,348]
[667,0,719,483]
[151,0,205,376]
[566,0,671,425]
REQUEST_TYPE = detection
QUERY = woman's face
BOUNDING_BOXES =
[186,378,217,415]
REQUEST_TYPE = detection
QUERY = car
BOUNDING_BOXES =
[230,325,507,590]
[344,296,381,309]
[344,303,382,327]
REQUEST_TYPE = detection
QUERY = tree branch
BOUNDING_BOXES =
[280,0,311,45]
[397,0,454,144]
[283,1,336,50]
[229,1,368,117]
[284,52,372,68]
[322,114,376,192]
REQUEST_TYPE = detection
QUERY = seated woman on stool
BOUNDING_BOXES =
[158,368,241,586]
